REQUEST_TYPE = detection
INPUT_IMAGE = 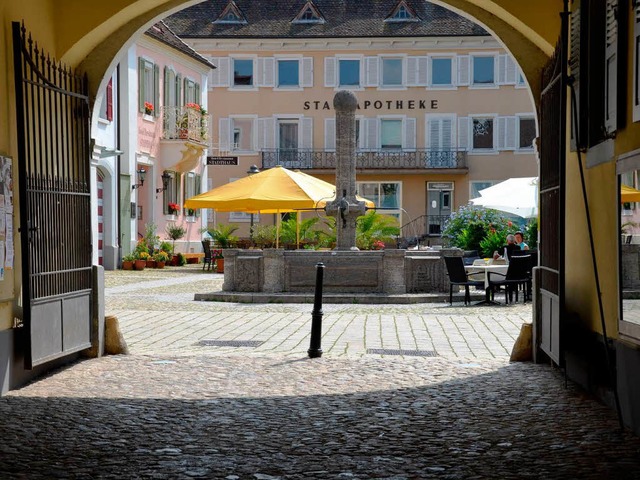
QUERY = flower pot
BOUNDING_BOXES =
[146,260,156,268]
[171,255,179,266]
[215,258,224,273]
[156,261,165,269]
[165,214,176,221]
[134,259,146,270]
[122,260,133,270]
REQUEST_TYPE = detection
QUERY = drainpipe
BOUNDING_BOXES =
[116,64,122,268]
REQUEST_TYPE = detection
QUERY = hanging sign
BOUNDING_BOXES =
[206,156,238,166]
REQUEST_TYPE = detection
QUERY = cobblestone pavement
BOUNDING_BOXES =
[1,266,639,479]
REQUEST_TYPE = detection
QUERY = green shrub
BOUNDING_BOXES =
[442,206,513,254]
[253,224,277,248]
[524,219,538,249]
[177,252,187,266]
[355,211,400,250]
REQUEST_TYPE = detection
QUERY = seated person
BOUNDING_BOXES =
[515,231,529,250]
[493,234,520,260]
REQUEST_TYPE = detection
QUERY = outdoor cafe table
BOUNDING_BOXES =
[464,263,509,306]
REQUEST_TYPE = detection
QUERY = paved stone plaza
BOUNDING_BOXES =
[1,265,640,479]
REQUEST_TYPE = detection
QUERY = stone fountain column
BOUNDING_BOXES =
[325,91,367,250]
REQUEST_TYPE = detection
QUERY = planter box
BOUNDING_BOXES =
[165,214,177,221]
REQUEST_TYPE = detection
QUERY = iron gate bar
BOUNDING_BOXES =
[13,21,93,368]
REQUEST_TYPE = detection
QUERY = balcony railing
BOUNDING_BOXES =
[261,149,467,170]
[162,106,210,145]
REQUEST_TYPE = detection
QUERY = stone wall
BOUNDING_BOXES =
[223,247,463,294]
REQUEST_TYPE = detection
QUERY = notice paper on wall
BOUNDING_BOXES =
[0,240,6,281]
[5,214,13,269]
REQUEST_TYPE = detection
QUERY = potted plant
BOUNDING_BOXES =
[167,202,180,216]
[186,208,196,222]
[213,249,224,273]
[134,251,149,270]
[207,223,239,248]
[166,223,186,265]
[153,250,170,269]
[144,101,154,116]
[122,253,135,270]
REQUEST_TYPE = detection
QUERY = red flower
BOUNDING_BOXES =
[143,101,154,112]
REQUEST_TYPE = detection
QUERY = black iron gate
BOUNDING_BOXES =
[537,5,568,365]
[12,22,92,368]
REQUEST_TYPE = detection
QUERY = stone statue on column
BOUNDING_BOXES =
[325,90,367,250]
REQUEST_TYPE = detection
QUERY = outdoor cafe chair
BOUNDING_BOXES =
[201,239,213,271]
[444,256,485,305]
[488,255,531,304]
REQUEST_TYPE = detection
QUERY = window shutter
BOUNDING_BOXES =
[506,116,517,149]
[417,56,428,87]
[255,118,265,150]
[364,56,379,87]
[442,118,453,149]
[218,118,231,151]
[497,116,506,150]
[176,74,182,106]
[258,57,276,87]
[604,0,618,132]
[407,56,419,86]
[457,55,470,86]
[457,117,469,150]
[427,118,441,149]
[365,118,379,151]
[256,58,264,86]
[153,64,160,117]
[138,57,145,112]
[195,83,201,103]
[264,117,276,149]
[300,117,313,149]
[163,67,170,109]
[497,55,507,84]
[404,117,416,151]
[325,118,336,151]
[195,174,202,217]
[505,56,517,84]
[302,57,314,87]
[106,78,113,122]
[209,57,219,87]
[324,57,337,87]
[217,57,230,87]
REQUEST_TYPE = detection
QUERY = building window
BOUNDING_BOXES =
[99,78,113,121]
[162,171,180,214]
[381,119,402,150]
[381,58,403,87]
[278,119,299,162]
[339,59,360,87]
[472,56,495,86]
[233,59,253,86]
[232,118,255,151]
[138,57,158,114]
[470,181,495,199]
[357,182,402,220]
[431,58,453,86]
[472,118,494,150]
[277,59,299,87]
[184,78,198,104]
[518,117,536,150]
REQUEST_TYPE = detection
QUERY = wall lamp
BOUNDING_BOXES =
[156,171,173,194]
[132,168,146,190]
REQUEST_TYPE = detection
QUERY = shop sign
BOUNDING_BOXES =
[207,156,238,166]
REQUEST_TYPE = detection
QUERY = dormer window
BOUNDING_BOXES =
[385,0,419,23]
[214,1,247,24]
[292,1,325,24]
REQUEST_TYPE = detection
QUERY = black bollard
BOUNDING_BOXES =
[308,262,325,358]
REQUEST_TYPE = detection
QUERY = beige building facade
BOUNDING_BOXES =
[168,2,537,240]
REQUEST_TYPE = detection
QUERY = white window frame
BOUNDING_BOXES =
[184,77,198,104]
[140,57,155,108]
[469,180,498,200]
[336,55,364,90]
[356,181,403,224]
[379,115,405,151]
[470,52,499,89]
[515,69,528,89]
[379,55,406,90]
[231,55,258,91]
[274,55,303,91]
[229,115,258,154]
[515,113,537,153]
[428,54,456,90]
[469,114,498,153]
[425,113,457,150]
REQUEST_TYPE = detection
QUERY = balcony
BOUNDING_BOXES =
[162,106,210,146]
[261,149,467,171]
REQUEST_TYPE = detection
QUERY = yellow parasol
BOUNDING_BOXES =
[621,184,640,203]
